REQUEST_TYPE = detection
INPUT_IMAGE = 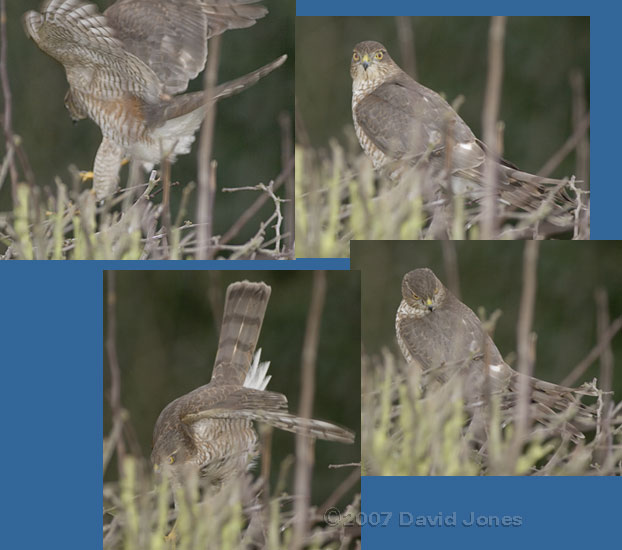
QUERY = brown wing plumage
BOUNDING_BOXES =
[184,406,355,444]
[355,74,478,164]
[23,0,163,103]
[104,0,268,94]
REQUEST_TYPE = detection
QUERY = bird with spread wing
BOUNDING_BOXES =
[151,281,354,493]
[24,0,286,199]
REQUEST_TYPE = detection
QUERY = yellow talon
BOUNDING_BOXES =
[164,521,177,548]
[80,170,94,182]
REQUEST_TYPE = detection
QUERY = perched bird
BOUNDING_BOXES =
[395,268,600,441]
[350,40,578,224]
[23,0,286,199]
[151,281,354,494]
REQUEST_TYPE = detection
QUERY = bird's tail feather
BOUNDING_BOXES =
[210,281,271,386]
[144,55,287,129]
[248,411,355,444]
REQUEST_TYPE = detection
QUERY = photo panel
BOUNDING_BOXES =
[103,269,361,547]
[296,16,589,252]
[352,240,621,476]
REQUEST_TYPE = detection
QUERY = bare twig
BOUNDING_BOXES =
[292,271,327,550]
[0,0,16,199]
[507,241,539,470]
[160,155,172,257]
[279,112,294,254]
[594,289,614,466]
[570,69,589,187]
[220,156,293,246]
[538,113,590,179]
[262,181,284,254]
[319,466,361,516]
[481,16,507,239]
[197,34,222,260]
[441,241,461,300]
[567,178,589,240]
[562,316,622,387]
[1,0,35,198]
[395,17,416,80]
[105,271,127,474]
[595,289,614,395]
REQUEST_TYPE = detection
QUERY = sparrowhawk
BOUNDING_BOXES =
[395,268,599,440]
[24,0,286,199]
[151,280,354,494]
[350,40,577,225]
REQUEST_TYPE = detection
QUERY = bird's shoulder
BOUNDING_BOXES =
[356,70,477,146]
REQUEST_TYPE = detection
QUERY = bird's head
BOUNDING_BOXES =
[151,405,194,480]
[401,268,445,314]
[350,41,397,85]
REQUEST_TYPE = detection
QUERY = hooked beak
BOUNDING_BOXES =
[426,298,434,311]
[361,54,370,70]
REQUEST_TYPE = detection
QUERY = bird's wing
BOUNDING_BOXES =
[180,386,288,421]
[143,54,286,128]
[104,0,267,94]
[210,281,271,387]
[181,387,354,444]
[23,0,162,102]
[355,72,482,169]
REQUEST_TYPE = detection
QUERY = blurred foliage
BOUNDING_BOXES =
[296,16,589,179]
[295,139,586,259]
[363,349,621,476]
[104,456,361,549]
[103,270,361,508]
[351,241,622,399]
[0,180,289,259]
[3,0,293,247]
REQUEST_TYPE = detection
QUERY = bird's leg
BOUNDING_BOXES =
[164,520,178,548]
[80,158,129,182]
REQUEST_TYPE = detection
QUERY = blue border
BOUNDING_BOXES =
[101,258,350,270]
[362,477,622,547]
[2,263,103,547]
[295,1,588,15]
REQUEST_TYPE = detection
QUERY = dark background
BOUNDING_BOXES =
[351,241,622,397]
[5,0,293,243]
[296,16,589,180]
[103,270,360,506]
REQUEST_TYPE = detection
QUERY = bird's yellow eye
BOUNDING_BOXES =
[375,51,384,60]
[353,52,360,61]
[434,287,439,295]
[411,293,419,300]
[168,455,175,465]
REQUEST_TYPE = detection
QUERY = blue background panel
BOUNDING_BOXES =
[362,476,622,548]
